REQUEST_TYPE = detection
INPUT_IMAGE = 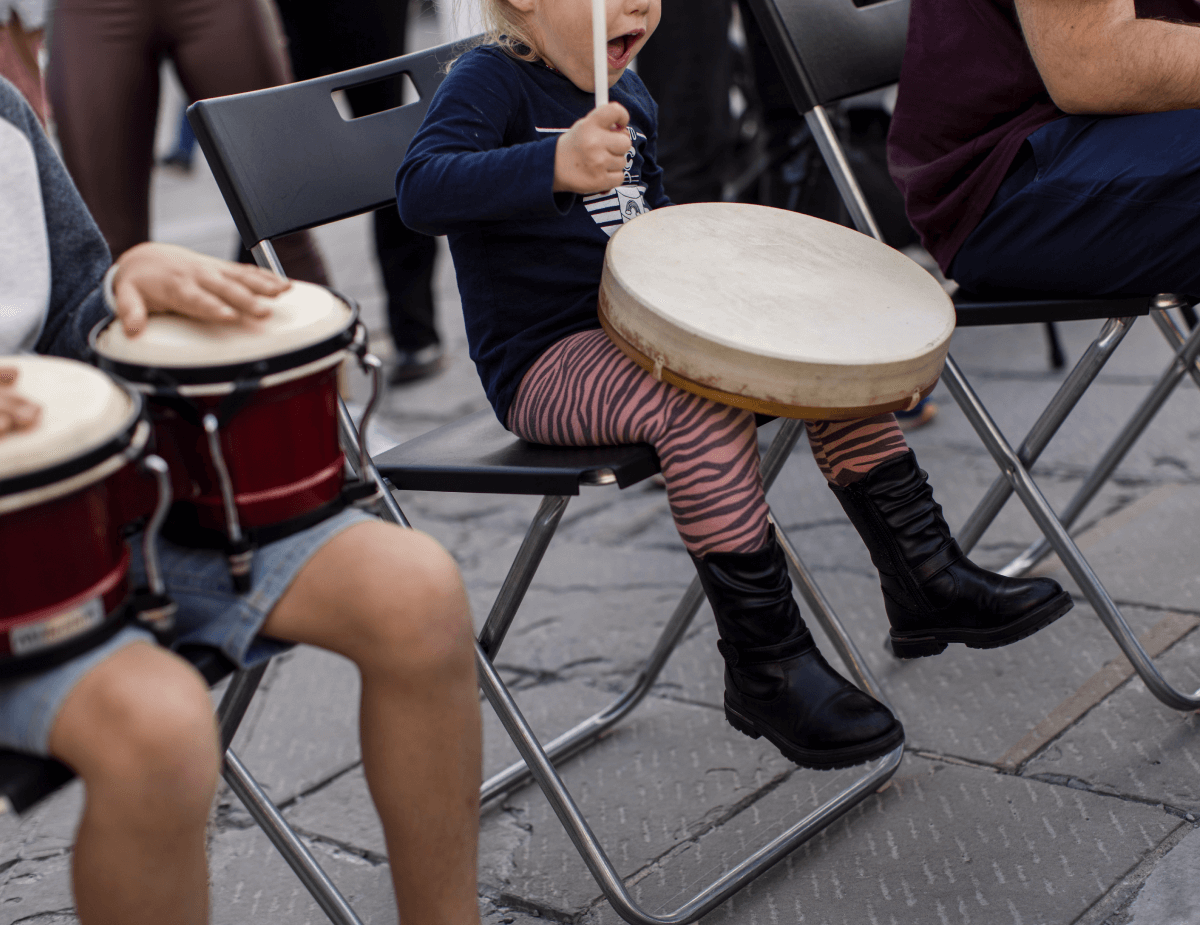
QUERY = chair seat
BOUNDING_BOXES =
[374,409,660,495]
[0,645,237,815]
[953,291,1153,327]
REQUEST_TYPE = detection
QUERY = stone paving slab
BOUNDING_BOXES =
[1020,631,1200,816]
[0,846,74,925]
[1126,826,1200,925]
[0,783,82,867]
[486,582,699,686]
[477,692,815,916]
[290,688,819,918]
[207,825,397,925]
[284,676,616,851]
[613,756,1185,925]
[1042,481,1200,612]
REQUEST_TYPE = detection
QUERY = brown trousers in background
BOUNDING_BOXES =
[47,0,326,282]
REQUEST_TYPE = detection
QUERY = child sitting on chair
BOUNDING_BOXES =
[397,0,1072,770]
[0,76,481,925]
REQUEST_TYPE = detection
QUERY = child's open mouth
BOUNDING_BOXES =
[607,30,645,69]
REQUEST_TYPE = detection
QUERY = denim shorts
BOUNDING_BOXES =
[0,506,374,757]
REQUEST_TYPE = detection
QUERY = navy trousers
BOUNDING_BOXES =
[950,110,1200,301]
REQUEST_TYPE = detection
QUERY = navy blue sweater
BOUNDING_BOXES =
[397,45,670,423]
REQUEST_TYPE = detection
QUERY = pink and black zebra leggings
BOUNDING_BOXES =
[507,329,909,557]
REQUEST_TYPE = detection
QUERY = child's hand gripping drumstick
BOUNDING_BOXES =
[551,0,631,195]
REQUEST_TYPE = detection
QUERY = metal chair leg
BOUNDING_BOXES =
[476,641,902,925]
[482,419,809,801]
[481,575,706,803]
[212,664,365,924]
[223,749,366,925]
[478,495,571,659]
[772,516,895,711]
[956,315,1136,554]
[999,313,1200,577]
[1044,322,1066,370]
[943,354,1200,711]
[216,663,269,753]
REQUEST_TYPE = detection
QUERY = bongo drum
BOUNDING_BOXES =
[0,356,174,678]
[91,281,382,592]
[598,203,956,420]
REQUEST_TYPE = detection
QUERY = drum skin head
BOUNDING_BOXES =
[94,279,353,369]
[599,203,956,419]
[0,356,134,481]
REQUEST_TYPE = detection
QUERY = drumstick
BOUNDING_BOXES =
[592,0,608,109]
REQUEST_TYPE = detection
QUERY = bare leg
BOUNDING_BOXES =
[49,642,221,925]
[261,520,482,925]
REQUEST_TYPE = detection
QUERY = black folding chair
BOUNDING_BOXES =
[744,0,1200,710]
[189,39,903,924]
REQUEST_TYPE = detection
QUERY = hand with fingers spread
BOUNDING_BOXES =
[109,242,292,337]
[554,102,632,195]
[0,367,41,438]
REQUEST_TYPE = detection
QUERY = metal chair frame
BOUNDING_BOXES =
[743,0,1200,711]
[189,38,906,924]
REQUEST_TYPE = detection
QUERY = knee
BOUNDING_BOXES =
[68,652,221,824]
[345,530,475,684]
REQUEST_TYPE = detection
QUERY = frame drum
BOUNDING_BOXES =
[91,281,359,544]
[0,356,150,676]
[598,202,956,420]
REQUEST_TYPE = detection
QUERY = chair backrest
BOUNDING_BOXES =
[188,39,473,248]
[741,0,910,110]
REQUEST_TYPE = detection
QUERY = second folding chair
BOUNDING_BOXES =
[744,0,1200,710]
[190,39,904,925]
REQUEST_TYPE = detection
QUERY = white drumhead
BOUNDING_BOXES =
[601,203,955,415]
[93,280,352,368]
[0,356,134,482]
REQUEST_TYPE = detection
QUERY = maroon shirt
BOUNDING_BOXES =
[888,0,1200,273]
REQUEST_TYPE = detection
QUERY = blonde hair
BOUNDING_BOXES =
[443,0,539,61]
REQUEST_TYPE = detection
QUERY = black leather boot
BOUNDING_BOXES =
[830,450,1073,658]
[691,536,903,770]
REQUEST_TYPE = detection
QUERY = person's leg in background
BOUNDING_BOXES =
[49,0,328,284]
[276,0,443,383]
[0,7,47,125]
[950,111,1200,301]
[48,0,161,259]
[168,0,328,284]
[161,104,197,171]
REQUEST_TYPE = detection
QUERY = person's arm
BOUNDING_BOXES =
[1016,0,1200,114]
[397,52,632,235]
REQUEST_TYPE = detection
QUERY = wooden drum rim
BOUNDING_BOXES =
[598,310,937,420]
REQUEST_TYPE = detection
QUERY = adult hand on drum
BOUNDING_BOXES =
[109,242,291,337]
[554,102,632,195]
[0,367,41,437]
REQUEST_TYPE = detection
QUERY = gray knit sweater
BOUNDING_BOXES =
[0,76,111,360]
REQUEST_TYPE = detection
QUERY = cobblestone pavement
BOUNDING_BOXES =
[3,40,1199,925]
